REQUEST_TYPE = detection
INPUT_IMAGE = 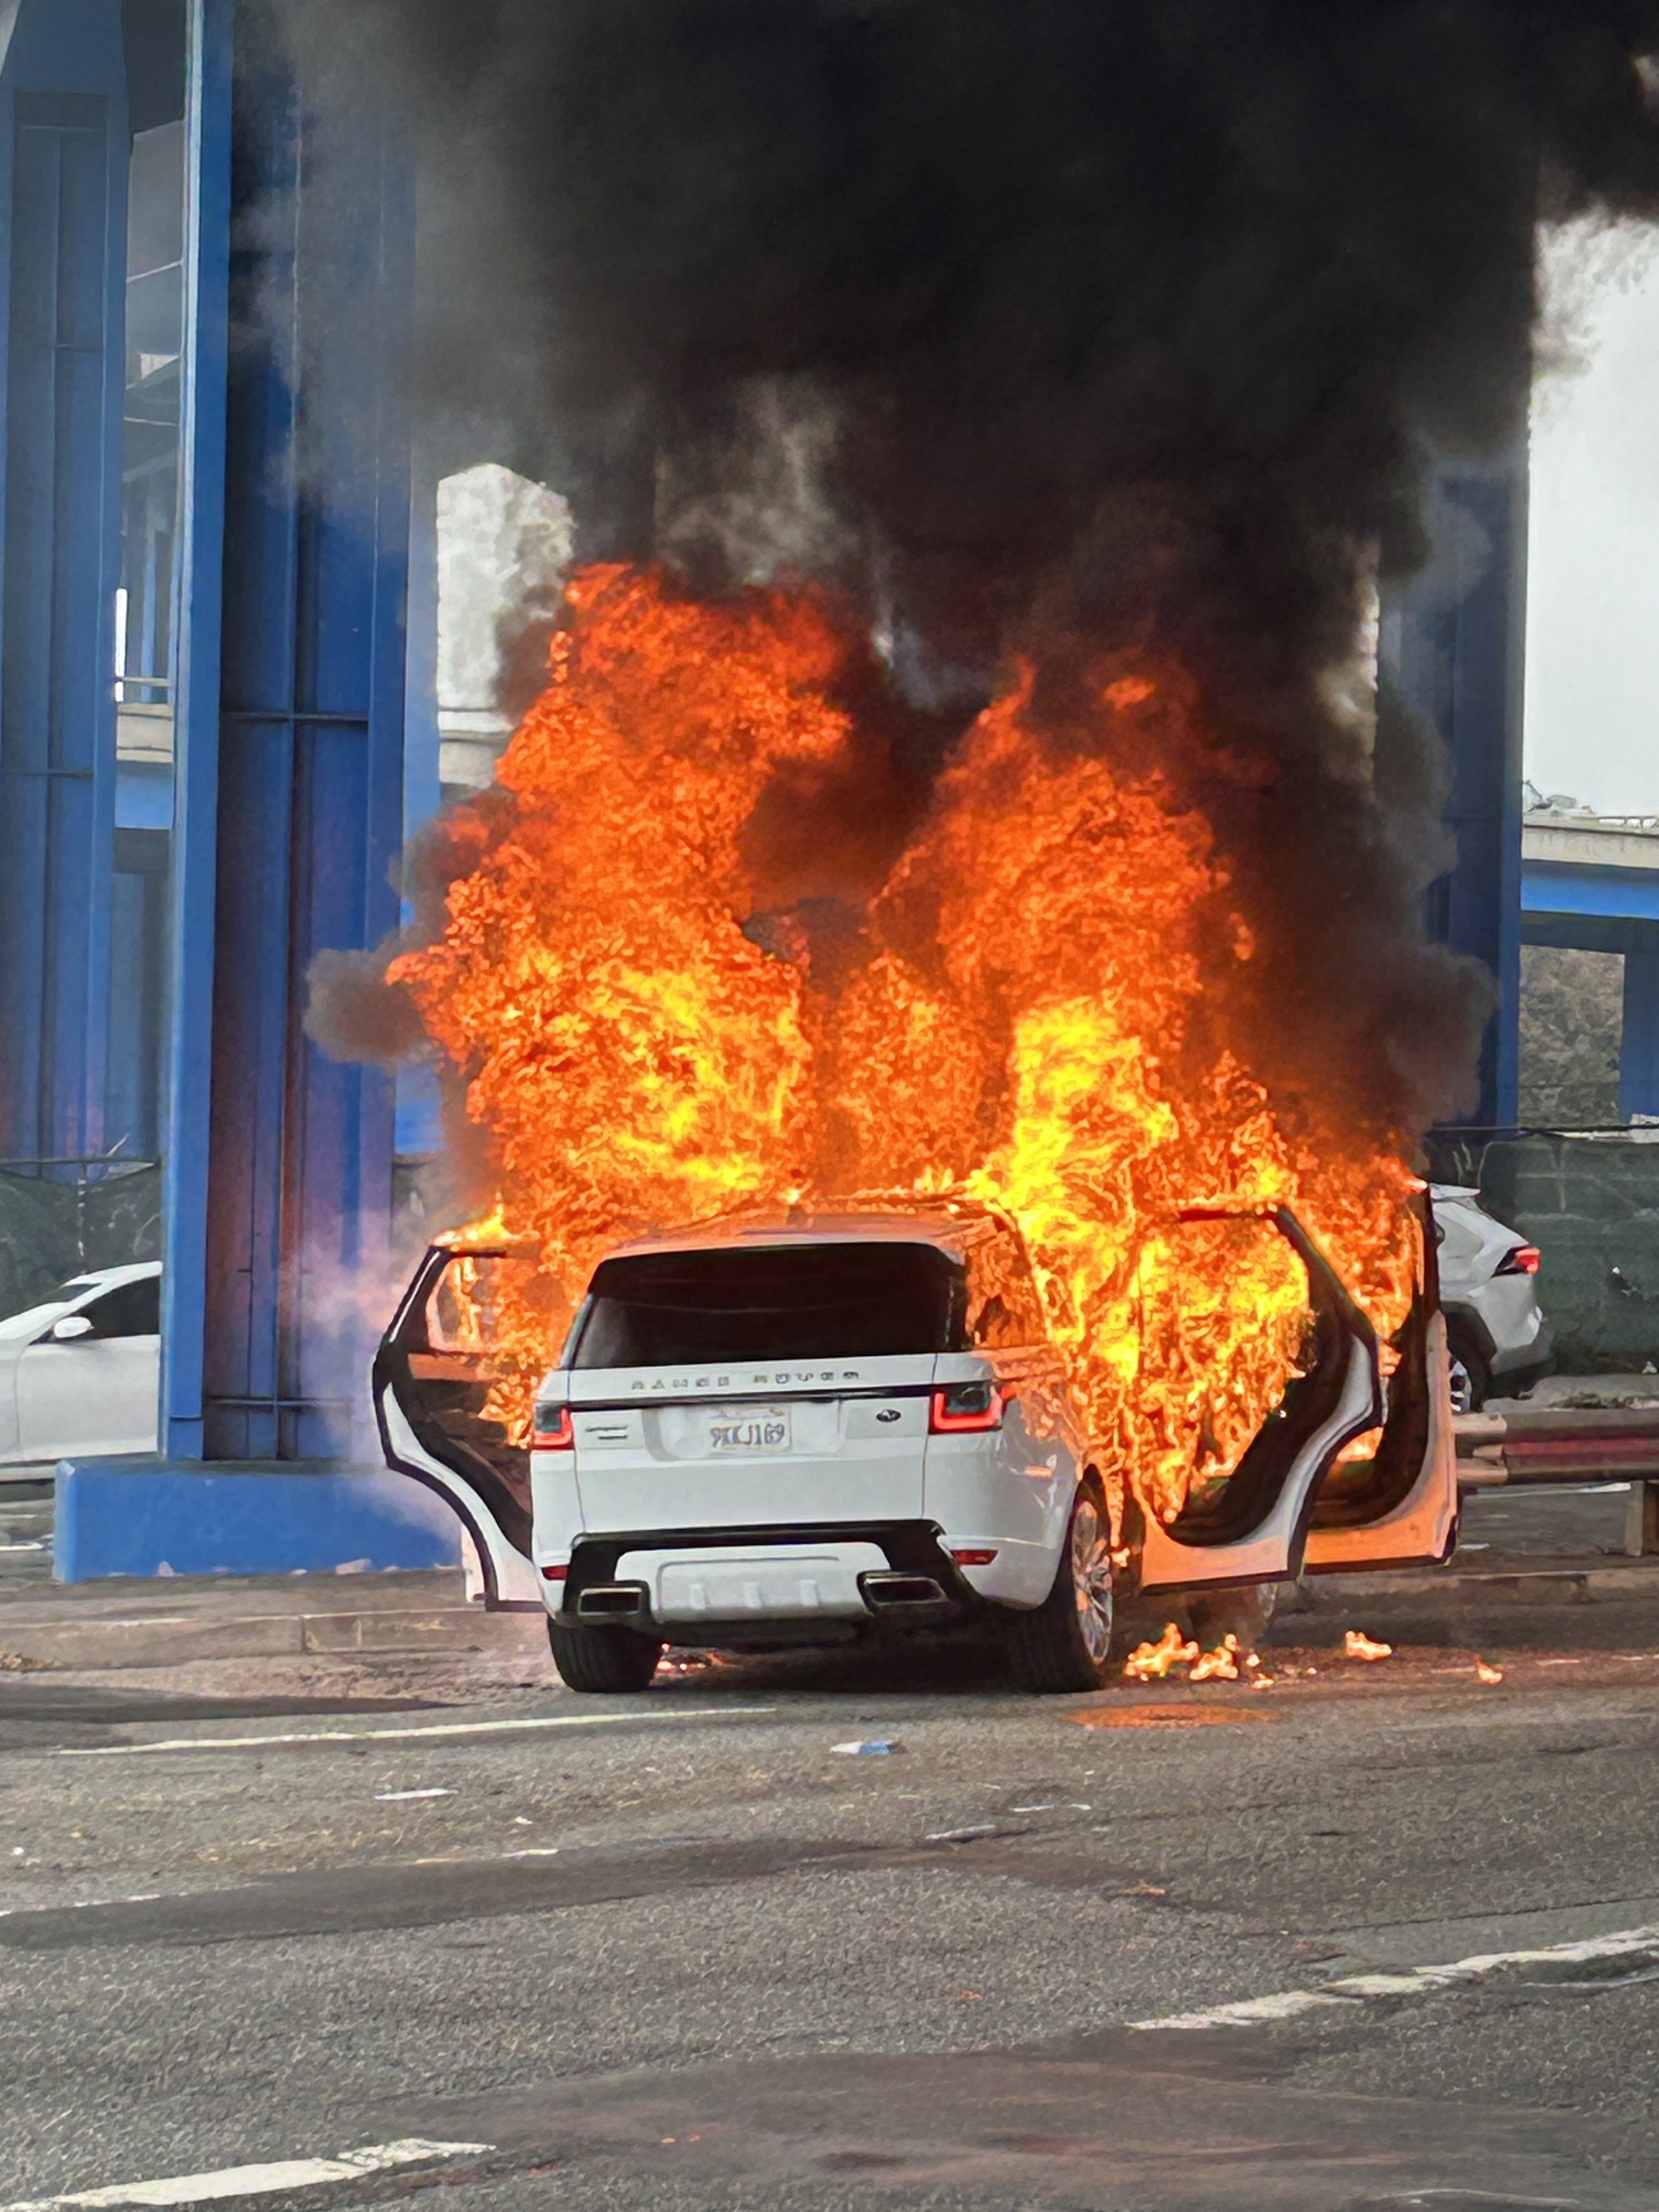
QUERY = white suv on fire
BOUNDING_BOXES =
[527,1211,1110,1692]
[375,1198,1459,1694]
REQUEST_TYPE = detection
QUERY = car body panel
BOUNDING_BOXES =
[1303,1308,1459,1572]
[1432,1184,1553,1381]
[0,1263,161,1465]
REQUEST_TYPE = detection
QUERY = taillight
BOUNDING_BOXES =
[951,1547,998,1567]
[1495,1244,1541,1277]
[930,1382,1011,1433]
[541,1564,567,1582]
[531,1403,574,1450]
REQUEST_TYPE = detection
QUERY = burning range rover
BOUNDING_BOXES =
[359,568,1463,1694]
[375,1191,1455,1695]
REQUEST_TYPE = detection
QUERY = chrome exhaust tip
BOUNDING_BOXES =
[575,1582,650,1620]
[860,1572,949,1610]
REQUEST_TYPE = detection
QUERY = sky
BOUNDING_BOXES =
[1525,219,1659,815]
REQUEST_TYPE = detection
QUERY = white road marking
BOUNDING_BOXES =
[373,1788,453,1801]
[0,2137,492,2210]
[1133,1923,1659,2029]
[54,1707,776,1757]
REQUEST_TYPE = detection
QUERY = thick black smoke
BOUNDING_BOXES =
[292,0,1659,1146]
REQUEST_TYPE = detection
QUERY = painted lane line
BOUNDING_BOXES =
[54,1707,777,1757]
[0,2138,493,2211]
[1133,1922,1659,2030]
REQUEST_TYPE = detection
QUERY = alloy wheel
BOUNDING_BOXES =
[1070,1494,1115,1662]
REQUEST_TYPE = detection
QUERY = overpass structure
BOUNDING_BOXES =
[1522,808,1659,1120]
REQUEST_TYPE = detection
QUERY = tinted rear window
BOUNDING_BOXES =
[567,1243,967,1368]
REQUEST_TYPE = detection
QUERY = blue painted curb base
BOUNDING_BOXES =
[55,1459,461,1582]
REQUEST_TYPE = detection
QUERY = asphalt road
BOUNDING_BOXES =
[5,1588,1659,2212]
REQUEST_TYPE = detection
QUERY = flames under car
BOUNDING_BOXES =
[373,1198,1457,1693]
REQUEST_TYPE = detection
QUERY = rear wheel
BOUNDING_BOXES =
[549,1618,664,1693]
[1444,1323,1492,1415]
[1005,1482,1117,1694]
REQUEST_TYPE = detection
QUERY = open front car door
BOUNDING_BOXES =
[1130,1195,1456,1597]
[373,1241,554,1610]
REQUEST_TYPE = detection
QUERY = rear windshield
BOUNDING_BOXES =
[566,1242,967,1368]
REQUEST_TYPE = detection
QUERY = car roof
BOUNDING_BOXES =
[601,1205,1005,1264]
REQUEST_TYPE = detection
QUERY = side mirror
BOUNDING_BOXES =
[50,1313,94,1342]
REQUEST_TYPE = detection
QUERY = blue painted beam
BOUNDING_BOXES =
[1383,464,1528,1129]
[1522,863,1659,923]
[159,0,231,1461]
[0,0,128,1174]
[198,10,410,1464]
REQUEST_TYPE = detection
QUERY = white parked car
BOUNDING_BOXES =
[376,1200,1459,1693]
[0,1261,161,1465]
[1429,1186,1552,1413]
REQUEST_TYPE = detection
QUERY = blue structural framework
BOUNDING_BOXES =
[0,0,450,1576]
[1521,854,1659,1120]
[0,3,129,1173]
[192,13,410,1466]
[1383,462,1529,1132]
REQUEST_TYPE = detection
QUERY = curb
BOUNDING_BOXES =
[0,1604,546,1671]
[9,1563,1659,1672]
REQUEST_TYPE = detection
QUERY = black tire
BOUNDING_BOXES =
[1444,1323,1492,1415]
[549,1618,664,1693]
[1004,1482,1117,1694]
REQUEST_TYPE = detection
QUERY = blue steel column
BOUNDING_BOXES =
[1621,953,1659,1122]
[157,0,230,1460]
[1383,460,1528,1130]
[0,0,128,1173]
[198,11,410,1462]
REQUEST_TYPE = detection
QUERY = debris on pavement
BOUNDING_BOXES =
[1344,1629,1394,1662]
[831,1738,905,1755]
[1475,1658,1505,1684]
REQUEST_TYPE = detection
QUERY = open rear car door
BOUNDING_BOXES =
[1131,1195,1457,1597]
[373,1242,551,1610]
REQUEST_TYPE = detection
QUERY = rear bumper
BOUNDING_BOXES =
[551,1520,990,1641]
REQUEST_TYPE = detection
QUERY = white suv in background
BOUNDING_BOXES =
[1430,1185,1553,1412]
[376,1199,1459,1694]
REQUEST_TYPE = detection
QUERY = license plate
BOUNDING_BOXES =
[706,1408,792,1455]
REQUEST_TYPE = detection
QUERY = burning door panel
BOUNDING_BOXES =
[1302,1200,1458,1572]
[1131,1199,1453,1592]
[1301,1310,1457,1571]
[373,1243,552,1610]
[1131,1207,1384,1595]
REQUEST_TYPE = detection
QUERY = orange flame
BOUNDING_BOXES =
[390,565,1416,1520]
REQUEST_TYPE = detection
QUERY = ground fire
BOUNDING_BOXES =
[387,562,1419,1528]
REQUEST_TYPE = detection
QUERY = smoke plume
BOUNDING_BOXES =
[294,0,1659,1163]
